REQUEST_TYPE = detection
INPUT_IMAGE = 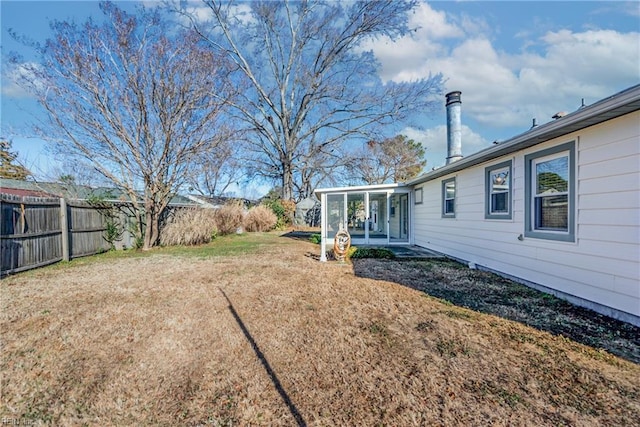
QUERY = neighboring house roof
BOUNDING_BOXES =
[0,178,199,206]
[187,194,256,208]
[0,187,56,198]
[407,84,640,185]
[296,197,319,209]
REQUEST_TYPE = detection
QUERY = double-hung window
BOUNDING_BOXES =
[485,160,512,219]
[524,142,575,241]
[442,177,456,218]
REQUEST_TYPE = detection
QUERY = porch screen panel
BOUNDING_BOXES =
[347,193,366,238]
[327,194,345,239]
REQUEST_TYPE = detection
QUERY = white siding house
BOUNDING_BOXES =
[316,85,640,326]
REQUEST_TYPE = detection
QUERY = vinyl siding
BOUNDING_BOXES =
[413,111,640,321]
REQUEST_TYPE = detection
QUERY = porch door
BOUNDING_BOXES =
[367,192,388,244]
[389,193,409,243]
[347,193,366,243]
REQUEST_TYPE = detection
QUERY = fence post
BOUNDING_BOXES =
[60,198,70,261]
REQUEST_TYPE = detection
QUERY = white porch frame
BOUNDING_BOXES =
[315,183,411,262]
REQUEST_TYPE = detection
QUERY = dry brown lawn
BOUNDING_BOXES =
[1,232,639,426]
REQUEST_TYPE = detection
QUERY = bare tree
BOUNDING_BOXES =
[0,140,31,180]
[187,135,245,197]
[10,2,237,249]
[353,135,427,185]
[178,0,443,201]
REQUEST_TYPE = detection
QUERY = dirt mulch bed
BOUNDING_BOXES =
[1,233,639,426]
[352,258,640,364]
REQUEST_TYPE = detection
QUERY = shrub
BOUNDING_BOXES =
[347,246,358,258]
[264,198,296,229]
[160,208,217,246]
[280,199,296,223]
[309,233,321,244]
[215,201,245,235]
[244,205,278,232]
[349,247,395,259]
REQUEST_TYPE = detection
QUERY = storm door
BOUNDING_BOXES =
[367,192,388,243]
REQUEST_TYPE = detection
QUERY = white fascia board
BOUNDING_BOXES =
[314,182,407,195]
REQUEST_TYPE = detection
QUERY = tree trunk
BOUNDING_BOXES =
[143,205,160,250]
[282,161,294,201]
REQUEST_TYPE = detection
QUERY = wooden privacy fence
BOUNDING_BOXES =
[0,195,114,276]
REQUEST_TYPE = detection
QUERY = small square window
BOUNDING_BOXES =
[414,187,423,205]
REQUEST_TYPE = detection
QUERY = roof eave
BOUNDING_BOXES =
[314,182,407,195]
[407,84,640,185]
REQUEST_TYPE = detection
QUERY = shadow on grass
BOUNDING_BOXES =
[351,258,640,364]
[280,230,317,242]
[219,288,307,427]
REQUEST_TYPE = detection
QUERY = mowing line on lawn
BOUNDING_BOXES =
[219,288,307,427]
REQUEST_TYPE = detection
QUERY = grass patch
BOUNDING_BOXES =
[156,232,284,258]
[2,232,639,426]
[20,232,288,276]
[465,379,525,409]
[435,337,472,357]
[443,309,475,320]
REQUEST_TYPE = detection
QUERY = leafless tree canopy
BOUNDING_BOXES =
[11,2,237,249]
[180,0,443,201]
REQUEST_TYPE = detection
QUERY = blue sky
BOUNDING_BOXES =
[1,0,639,193]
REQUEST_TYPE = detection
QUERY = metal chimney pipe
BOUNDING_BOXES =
[445,91,462,165]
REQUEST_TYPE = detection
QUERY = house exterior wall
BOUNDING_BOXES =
[412,111,640,324]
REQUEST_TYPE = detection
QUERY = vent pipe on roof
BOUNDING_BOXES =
[445,91,463,165]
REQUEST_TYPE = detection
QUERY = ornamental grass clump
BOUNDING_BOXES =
[244,205,278,232]
[214,201,245,235]
[160,208,217,246]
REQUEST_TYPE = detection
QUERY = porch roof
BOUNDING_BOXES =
[314,182,408,195]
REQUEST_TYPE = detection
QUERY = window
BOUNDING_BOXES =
[414,187,423,205]
[485,160,512,219]
[524,142,575,241]
[442,177,456,217]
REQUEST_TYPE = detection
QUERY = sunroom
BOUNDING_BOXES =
[314,183,414,261]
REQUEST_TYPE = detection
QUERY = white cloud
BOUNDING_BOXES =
[407,2,464,40]
[402,124,489,169]
[366,2,640,132]
[170,0,254,27]
[1,62,42,98]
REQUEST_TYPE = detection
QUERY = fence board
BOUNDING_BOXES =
[1,194,188,275]
[68,202,110,259]
[1,195,117,275]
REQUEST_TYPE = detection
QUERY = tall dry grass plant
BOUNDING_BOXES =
[214,201,245,235]
[244,205,278,232]
[160,208,217,246]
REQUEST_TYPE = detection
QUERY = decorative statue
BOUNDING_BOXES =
[333,225,351,262]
